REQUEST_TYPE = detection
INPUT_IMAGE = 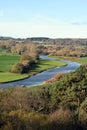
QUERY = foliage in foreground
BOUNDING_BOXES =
[0,65,87,130]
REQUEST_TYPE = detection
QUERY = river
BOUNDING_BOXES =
[0,55,80,88]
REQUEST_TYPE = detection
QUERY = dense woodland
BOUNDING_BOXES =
[0,37,87,130]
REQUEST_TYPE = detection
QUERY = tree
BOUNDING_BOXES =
[20,54,32,62]
[11,62,24,74]
[27,43,39,62]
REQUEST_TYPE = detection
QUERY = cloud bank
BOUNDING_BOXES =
[0,22,87,38]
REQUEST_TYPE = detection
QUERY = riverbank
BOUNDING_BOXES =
[0,58,66,83]
[49,55,87,65]
[0,55,80,88]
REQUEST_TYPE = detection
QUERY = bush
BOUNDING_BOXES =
[78,98,87,129]
[11,62,25,74]
[20,54,32,62]
[48,108,83,130]
[0,110,49,130]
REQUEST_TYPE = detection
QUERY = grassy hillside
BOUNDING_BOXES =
[0,64,87,130]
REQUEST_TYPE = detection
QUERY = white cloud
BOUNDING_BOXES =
[31,15,58,24]
[30,14,66,26]
[0,22,87,38]
[72,22,87,25]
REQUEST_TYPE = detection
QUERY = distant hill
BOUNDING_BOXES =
[26,37,49,41]
[0,36,14,40]
[0,36,87,46]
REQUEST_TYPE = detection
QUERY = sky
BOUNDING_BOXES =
[0,0,87,38]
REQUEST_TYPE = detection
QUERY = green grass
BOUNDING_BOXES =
[73,57,87,64]
[0,57,66,83]
[50,55,87,65]
[0,49,14,55]
[0,72,28,83]
[0,49,6,53]
[60,56,87,65]
[30,59,66,73]
[0,55,20,71]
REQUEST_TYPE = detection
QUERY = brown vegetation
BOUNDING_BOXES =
[44,73,65,84]
[11,44,39,74]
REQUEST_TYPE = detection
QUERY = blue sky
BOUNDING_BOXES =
[0,0,87,38]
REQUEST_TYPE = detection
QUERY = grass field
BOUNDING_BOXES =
[27,59,66,83]
[0,49,6,53]
[0,55,20,72]
[62,57,87,65]
[50,56,87,65]
[0,72,28,83]
[73,57,87,64]
[29,59,66,73]
[0,54,66,83]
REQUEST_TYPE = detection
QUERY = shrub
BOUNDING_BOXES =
[0,110,49,130]
[20,54,32,62]
[49,108,83,130]
[78,98,87,129]
[11,62,24,74]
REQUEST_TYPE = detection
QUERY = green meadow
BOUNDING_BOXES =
[64,57,87,65]
[50,55,87,65]
[73,57,87,64]
[0,55,20,72]
[0,54,27,83]
[0,53,66,83]
[0,49,6,53]
[0,72,28,83]
[30,59,66,73]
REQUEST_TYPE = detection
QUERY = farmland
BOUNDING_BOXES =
[0,55,20,72]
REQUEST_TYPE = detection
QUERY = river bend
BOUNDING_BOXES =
[0,55,80,88]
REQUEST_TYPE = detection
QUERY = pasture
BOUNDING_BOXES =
[74,57,87,64]
[0,54,66,83]
[0,55,20,72]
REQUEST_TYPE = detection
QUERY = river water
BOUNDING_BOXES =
[0,55,80,88]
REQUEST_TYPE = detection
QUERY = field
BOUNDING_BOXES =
[0,55,20,72]
[0,54,66,83]
[50,56,87,65]
[0,54,28,83]
[64,57,87,64]
[73,57,87,64]
[30,59,66,73]
[0,49,6,54]
[62,57,87,65]
[0,72,28,83]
